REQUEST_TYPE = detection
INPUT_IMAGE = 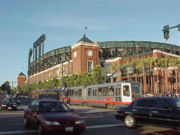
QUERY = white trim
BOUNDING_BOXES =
[153,49,180,58]
[167,67,179,69]
[71,41,98,49]
[29,60,72,78]
[105,57,122,63]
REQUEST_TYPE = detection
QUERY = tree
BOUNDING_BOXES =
[0,81,11,94]
[91,65,104,84]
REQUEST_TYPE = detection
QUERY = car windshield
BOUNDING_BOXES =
[39,102,70,112]
[166,98,180,109]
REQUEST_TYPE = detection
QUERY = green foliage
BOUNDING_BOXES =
[112,57,180,73]
[91,65,104,84]
[0,81,11,94]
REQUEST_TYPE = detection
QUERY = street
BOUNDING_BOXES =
[0,104,176,135]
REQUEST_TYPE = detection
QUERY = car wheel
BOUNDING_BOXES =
[24,118,30,128]
[38,124,45,135]
[124,115,136,128]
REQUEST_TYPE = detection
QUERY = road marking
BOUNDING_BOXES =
[0,112,23,115]
[0,124,124,135]
[83,115,103,119]
[0,130,36,135]
[87,123,124,129]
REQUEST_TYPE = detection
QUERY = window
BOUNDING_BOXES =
[78,89,82,96]
[106,64,112,74]
[108,87,114,96]
[102,87,108,96]
[87,61,93,72]
[123,85,130,96]
[115,87,121,96]
[135,99,155,108]
[88,88,92,96]
[98,88,103,96]
[154,99,170,109]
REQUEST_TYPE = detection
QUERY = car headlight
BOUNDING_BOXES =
[75,120,85,124]
[43,121,60,126]
[13,104,17,107]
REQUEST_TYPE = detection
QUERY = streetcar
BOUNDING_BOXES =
[65,82,142,109]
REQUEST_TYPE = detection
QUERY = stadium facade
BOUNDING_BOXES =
[24,34,180,95]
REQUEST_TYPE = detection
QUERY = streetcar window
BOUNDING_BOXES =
[78,89,82,96]
[115,87,121,96]
[98,88,103,96]
[108,87,114,96]
[123,85,130,96]
[88,88,92,96]
[103,87,108,96]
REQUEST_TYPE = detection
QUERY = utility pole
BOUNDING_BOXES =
[162,24,180,40]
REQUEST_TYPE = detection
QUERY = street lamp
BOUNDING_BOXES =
[61,60,64,89]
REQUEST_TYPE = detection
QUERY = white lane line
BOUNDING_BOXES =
[0,130,36,135]
[83,116,103,119]
[0,112,23,115]
[0,124,124,135]
[87,123,124,129]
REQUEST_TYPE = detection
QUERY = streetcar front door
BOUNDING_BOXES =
[121,84,132,103]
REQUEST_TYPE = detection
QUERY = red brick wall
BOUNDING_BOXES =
[17,76,26,87]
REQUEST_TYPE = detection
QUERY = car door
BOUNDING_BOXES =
[151,99,177,125]
[132,99,155,123]
[26,101,36,125]
[31,101,39,128]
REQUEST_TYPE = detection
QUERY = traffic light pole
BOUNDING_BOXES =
[162,24,180,40]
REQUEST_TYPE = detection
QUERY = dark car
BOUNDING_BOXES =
[0,98,17,111]
[24,99,86,135]
[115,97,180,128]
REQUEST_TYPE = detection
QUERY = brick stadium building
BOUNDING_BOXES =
[27,34,180,95]
[17,72,26,87]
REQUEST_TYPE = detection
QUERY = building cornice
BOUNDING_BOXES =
[71,41,98,49]
[105,57,122,63]
[30,60,72,78]
[153,49,180,58]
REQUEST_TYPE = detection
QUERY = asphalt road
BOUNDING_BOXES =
[0,105,176,135]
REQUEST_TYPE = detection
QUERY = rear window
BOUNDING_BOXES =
[39,102,70,112]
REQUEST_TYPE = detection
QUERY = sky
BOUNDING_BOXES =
[0,0,180,86]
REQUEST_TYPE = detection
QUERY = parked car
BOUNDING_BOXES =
[24,99,86,135]
[115,97,180,128]
[0,98,17,111]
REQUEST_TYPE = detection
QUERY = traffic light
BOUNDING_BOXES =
[163,25,169,40]
[178,24,180,31]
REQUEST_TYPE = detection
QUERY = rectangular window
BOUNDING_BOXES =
[87,61,93,72]
[88,88,92,96]
[106,64,112,74]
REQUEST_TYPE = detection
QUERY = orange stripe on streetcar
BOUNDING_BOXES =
[70,100,131,105]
